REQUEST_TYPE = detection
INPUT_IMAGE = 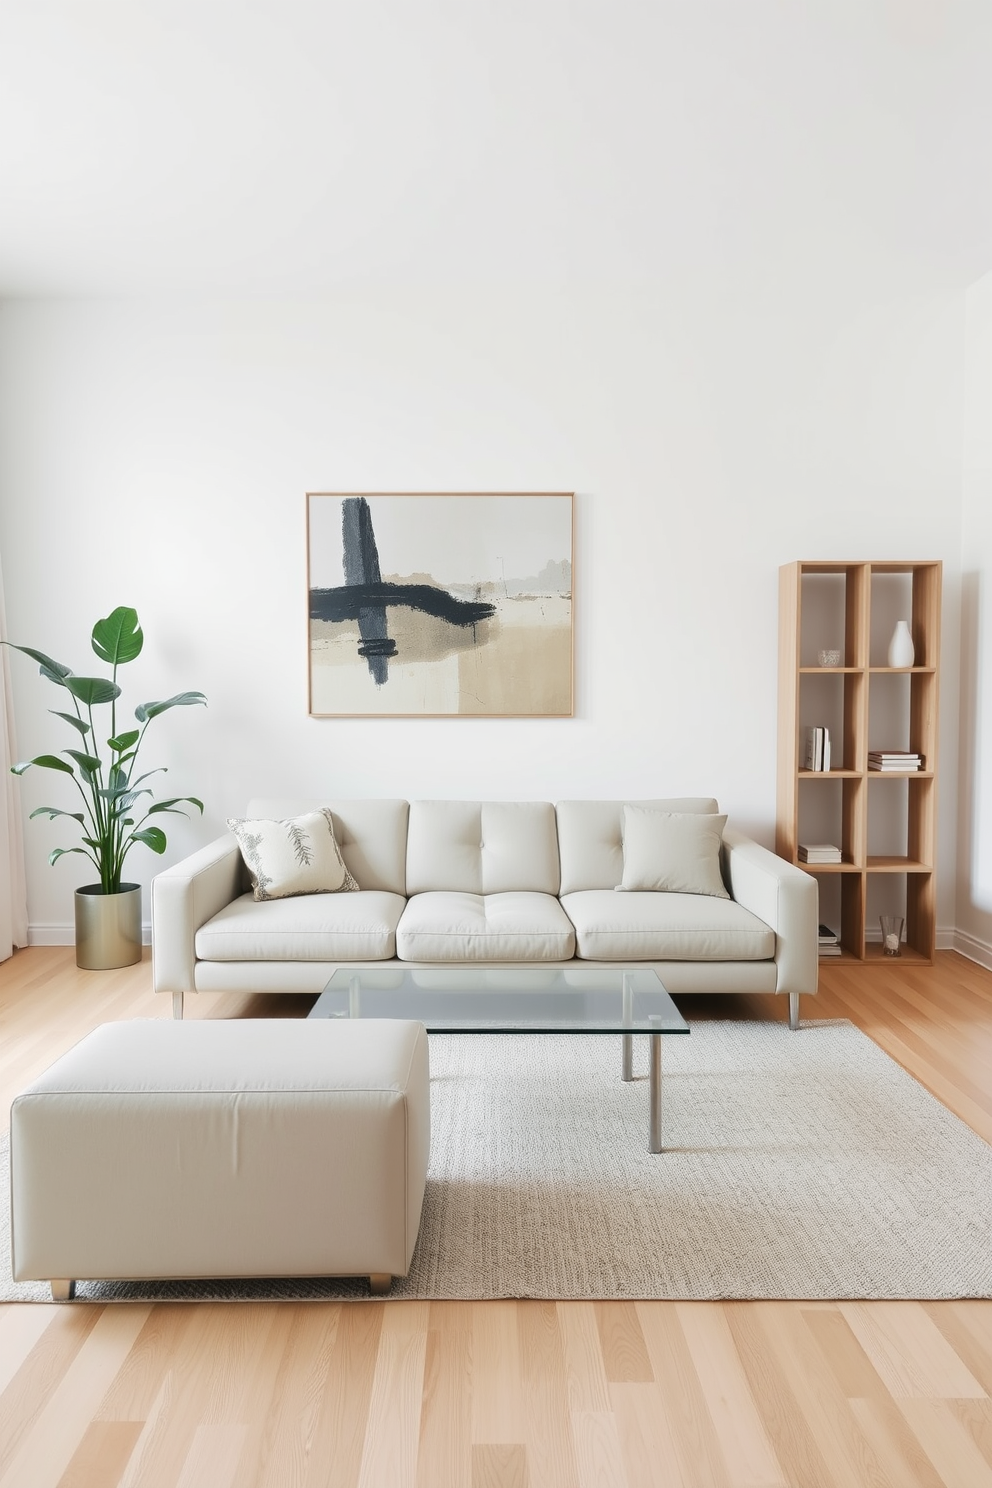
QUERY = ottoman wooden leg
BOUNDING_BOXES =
[369,1273,392,1295]
[51,1280,76,1301]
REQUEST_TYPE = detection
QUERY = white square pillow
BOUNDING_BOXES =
[617,806,729,898]
[227,809,360,902]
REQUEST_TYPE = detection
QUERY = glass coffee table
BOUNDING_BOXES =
[308,966,689,1152]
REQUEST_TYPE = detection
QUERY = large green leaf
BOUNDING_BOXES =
[3,644,73,687]
[134,691,206,722]
[99,788,151,812]
[64,676,121,706]
[11,754,74,776]
[92,607,143,666]
[146,796,204,817]
[29,807,85,823]
[129,767,166,787]
[50,710,90,737]
[63,750,102,777]
[107,729,140,752]
[131,826,167,853]
[49,846,96,867]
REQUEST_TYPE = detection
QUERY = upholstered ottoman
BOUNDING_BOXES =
[10,1018,430,1298]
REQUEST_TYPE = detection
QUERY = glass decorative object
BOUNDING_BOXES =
[880,915,905,956]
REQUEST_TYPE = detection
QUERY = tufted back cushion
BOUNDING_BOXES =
[405,801,561,895]
[246,799,409,895]
[555,798,721,895]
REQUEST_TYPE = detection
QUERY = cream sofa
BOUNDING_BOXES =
[152,797,818,1028]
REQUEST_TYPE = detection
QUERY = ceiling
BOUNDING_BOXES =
[2,2,992,297]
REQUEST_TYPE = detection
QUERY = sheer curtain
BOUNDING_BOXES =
[0,560,28,959]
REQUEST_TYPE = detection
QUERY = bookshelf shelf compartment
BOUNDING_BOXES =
[777,560,940,963]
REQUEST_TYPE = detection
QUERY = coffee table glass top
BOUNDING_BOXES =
[309,966,689,1035]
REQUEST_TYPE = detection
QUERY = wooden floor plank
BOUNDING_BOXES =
[471,1302,525,1446]
[847,1398,950,1488]
[558,1303,613,1413]
[232,1304,340,1488]
[725,1305,835,1488]
[675,1301,789,1488]
[94,1304,198,1422]
[471,1443,529,1488]
[0,1305,103,1476]
[924,1303,992,1397]
[0,1305,152,1488]
[0,1303,60,1401]
[176,1424,249,1488]
[415,1319,473,1488]
[840,1303,988,1400]
[56,1421,145,1488]
[610,1381,693,1488]
[356,1304,429,1488]
[800,1308,890,1402]
[949,1399,992,1469]
[570,1409,630,1488]
[897,1399,992,1488]
[636,1304,731,1488]
[304,1303,383,1488]
[594,1302,653,1385]
[518,1301,581,1488]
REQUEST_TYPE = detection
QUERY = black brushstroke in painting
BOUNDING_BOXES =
[312,497,497,686]
[339,497,396,684]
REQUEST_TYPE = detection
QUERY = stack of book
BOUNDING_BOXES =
[868,751,924,772]
[798,843,842,864]
[803,726,832,772]
[818,923,841,957]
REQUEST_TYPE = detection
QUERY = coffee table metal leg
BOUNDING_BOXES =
[621,972,634,1082]
[649,1034,663,1152]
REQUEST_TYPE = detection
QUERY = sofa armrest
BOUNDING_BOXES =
[722,828,818,996]
[151,835,244,995]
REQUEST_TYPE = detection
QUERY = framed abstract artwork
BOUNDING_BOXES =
[307,492,573,717]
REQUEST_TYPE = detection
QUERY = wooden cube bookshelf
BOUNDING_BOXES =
[776,560,941,962]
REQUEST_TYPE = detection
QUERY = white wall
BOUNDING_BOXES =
[0,285,966,939]
[958,270,992,966]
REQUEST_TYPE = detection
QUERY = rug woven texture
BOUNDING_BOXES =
[3,1018,991,1302]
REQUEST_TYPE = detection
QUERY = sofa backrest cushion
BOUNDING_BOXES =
[246,799,409,895]
[406,800,561,895]
[556,798,721,894]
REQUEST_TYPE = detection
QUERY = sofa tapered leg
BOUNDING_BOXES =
[789,993,800,1030]
[173,992,184,1020]
[369,1273,391,1295]
[51,1280,75,1301]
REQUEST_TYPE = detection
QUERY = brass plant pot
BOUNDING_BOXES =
[74,883,142,970]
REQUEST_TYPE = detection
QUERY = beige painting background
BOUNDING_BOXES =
[310,594,571,716]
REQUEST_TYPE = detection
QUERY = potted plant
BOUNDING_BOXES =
[4,606,206,969]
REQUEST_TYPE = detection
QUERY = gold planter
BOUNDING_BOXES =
[74,884,142,970]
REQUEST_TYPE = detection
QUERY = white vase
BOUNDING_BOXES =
[887,619,915,668]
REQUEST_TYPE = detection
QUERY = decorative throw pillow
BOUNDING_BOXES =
[227,809,360,901]
[617,806,730,898]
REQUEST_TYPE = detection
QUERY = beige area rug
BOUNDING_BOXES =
[3,1019,991,1303]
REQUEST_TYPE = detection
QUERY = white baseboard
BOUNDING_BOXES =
[27,922,152,947]
[950,928,992,971]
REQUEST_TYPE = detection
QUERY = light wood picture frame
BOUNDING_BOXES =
[307,493,574,717]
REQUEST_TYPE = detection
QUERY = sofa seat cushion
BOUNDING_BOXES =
[194,891,406,962]
[396,892,576,962]
[560,890,775,961]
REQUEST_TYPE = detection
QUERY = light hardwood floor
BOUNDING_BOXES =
[2,947,992,1488]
